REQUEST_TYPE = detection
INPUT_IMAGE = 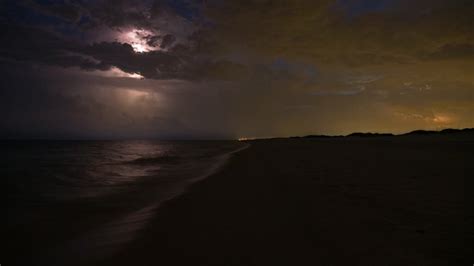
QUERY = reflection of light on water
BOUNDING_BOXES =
[15,141,248,265]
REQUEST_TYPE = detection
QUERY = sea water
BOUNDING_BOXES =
[3,140,246,265]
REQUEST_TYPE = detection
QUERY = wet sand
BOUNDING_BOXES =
[102,136,473,266]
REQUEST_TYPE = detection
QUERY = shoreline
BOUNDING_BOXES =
[45,142,252,266]
[4,141,250,266]
[102,136,473,266]
[5,137,472,266]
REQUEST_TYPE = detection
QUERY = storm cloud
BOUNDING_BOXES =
[1,0,473,138]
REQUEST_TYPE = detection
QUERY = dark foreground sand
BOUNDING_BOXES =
[100,136,473,266]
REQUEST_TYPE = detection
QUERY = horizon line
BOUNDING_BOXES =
[1,127,473,142]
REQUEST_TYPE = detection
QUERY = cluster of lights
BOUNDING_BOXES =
[237,137,256,141]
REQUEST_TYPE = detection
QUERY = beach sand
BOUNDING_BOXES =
[101,136,473,266]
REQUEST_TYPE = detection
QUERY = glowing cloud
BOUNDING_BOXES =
[117,29,157,53]
[96,67,144,79]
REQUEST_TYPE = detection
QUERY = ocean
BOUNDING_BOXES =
[3,140,247,265]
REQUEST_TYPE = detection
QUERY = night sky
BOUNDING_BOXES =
[1,0,473,139]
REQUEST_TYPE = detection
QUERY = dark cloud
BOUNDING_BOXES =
[1,0,473,139]
[160,34,176,48]
[84,0,152,28]
[145,35,161,47]
[0,0,231,81]
[0,20,249,80]
[0,23,200,80]
[0,23,109,70]
[83,41,191,79]
[21,0,84,23]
